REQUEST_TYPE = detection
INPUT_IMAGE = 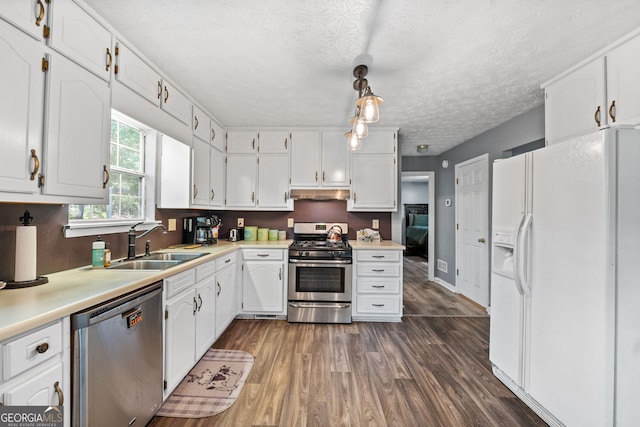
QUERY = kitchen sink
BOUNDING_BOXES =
[142,252,206,262]
[107,260,182,270]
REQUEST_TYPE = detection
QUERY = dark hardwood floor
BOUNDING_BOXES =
[149,255,545,427]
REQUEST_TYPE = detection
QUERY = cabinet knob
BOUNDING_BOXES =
[36,342,49,354]
[478,237,486,243]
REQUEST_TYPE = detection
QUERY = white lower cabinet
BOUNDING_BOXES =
[353,249,403,321]
[163,261,219,396]
[0,318,70,427]
[215,252,237,338]
[241,249,286,314]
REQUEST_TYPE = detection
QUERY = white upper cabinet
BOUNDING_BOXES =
[227,131,258,153]
[258,131,289,154]
[192,105,210,142]
[258,155,290,208]
[191,137,225,208]
[114,41,161,106]
[160,80,190,125]
[0,22,44,194]
[290,131,350,188]
[48,0,113,82]
[543,33,640,145]
[42,53,110,200]
[349,154,397,211]
[356,130,396,154]
[606,35,640,126]
[157,135,191,209]
[290,131,321,186]
[0,0,50,40]
[210,146,225,207]
[544,58,605,145]
[211,120,225,151]
[225,155,257,207]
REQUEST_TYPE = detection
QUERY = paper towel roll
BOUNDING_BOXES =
[15,226,37,282]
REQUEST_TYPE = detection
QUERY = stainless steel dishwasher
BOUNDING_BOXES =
[71,282,163,427]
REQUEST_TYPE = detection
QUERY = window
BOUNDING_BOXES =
[69,114,146,223]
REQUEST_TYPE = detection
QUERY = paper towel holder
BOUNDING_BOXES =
[3,210,49,289]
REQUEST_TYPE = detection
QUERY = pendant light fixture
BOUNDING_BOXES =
[346,64,383,150]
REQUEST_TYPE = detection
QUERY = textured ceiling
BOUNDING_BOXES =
[83,0,640,156]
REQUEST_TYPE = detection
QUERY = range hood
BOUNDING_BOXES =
[289,189,351,201]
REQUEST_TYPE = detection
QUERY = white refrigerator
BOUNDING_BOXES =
[489,127,640,427]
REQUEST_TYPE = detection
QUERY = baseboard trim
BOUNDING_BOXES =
[433,277,456,293]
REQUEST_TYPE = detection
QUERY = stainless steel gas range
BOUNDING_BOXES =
[287,222,352,324]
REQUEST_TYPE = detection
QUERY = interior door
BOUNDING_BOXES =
[455,154,489,307]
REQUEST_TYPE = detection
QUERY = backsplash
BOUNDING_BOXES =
[0,201,390,279]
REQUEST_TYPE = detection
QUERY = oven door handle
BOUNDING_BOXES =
[288,259,352,265]
[288,302,351,309]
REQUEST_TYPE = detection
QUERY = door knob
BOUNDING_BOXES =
[478,238,486,243]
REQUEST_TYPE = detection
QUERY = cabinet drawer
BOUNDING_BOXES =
[356,250,400,262]
[3,321,62,380]
[216,252,236,271]
[164,268,196,299]
[355,295,401,315]
[356,277,401,294]
[195,260,216,282]
[356,263,400,277]
[242,249,283,261]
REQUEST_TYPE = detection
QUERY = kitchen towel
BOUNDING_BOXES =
[15,226,37,282]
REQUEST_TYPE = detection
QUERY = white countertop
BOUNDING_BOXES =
[349,241,405,250]
[0,240,291,341]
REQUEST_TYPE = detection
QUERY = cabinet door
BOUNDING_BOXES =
[49,0,113,81]
[227,131,258,153]
[192,105,210,142]
[192,137,211,206]
[215,265,236,338]
[259,131,289,153]
[321,132,350,187]
[544,58,605,145]
[210,120,225,151]
[606,35,640,126]
[258,155,290,208]
[356,130,396,154]
[243,261,285,313]
[0,0,48,40]
[0,23,44,194]
[195,275,217,359]
[158,135,190,209]
[2,363,63,406]
[350,155,397,211]
[165,290,196,394]
[43,54,110,200]
[290,131,321,186]
[160,80,190,125]
[225,155,257,207]
[114,42,161,106]
[210,146,225,207]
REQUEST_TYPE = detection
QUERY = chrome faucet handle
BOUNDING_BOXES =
[130,221,145,231]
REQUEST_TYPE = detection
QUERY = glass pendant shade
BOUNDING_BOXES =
[356,87,383,123]
[350,116,368,138]
[345,131,361,151]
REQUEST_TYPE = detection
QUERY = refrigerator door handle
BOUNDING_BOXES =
[517,213,533,296]
[513,215,527,296]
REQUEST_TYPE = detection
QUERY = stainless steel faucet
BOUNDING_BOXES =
[127,222,167,259]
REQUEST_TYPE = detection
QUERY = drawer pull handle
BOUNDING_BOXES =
[54,381,63,405]
[257,253,269,257]
[217,282,221,297]
[372,285,385,288]
[36,342,49,354]
[197,294,203,311]
[594,106,601,127]
[279,267,282,280]
[105,47,113,71]
[372,304,385,307]
[372,255,385,258]
[225,258,231,263]
[372,269,385,272]
[609,100,616,123]
[36,0,45,26]
[193,297,198,315]
[30,149,40,181]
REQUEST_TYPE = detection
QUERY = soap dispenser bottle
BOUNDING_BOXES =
[92,236,105,268]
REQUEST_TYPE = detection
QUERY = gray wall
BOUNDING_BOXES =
[433,104,545,284]
[401,181,429,204]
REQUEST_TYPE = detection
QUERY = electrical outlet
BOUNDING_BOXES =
[372,219,379,229]
[237,217,244,227]
[167,218,177,231]
[287,218,294,228]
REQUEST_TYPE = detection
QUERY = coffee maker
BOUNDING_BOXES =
[183,216,219,245]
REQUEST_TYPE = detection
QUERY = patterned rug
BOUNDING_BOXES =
[156,349,254,418]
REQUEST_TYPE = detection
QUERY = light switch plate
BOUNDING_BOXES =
[237,217,244,227]
[287,218,294,228]
[372,219,379,229]
[167,218,177,231]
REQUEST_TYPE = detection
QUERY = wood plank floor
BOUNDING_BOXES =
[149,256,545,427]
